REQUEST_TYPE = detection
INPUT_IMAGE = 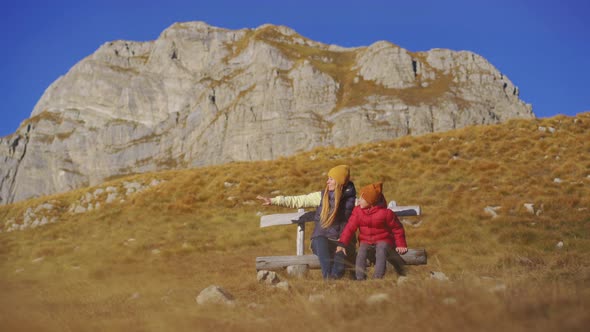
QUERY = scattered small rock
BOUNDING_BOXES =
[275,281,290,291]
[286,265,308,278]
[553,178,563,183]
[93,188,105,198]
[35,203,54,212]
[257,270,280,285]
[523,203,535,214]
[430,271,449,281]
[106,192,119,204]
[556,241,564,249]
[538,126,555,133]
[31,257,45,264]
[484,206,501,218]
[224,181,238,188]
[366,293,390,305]
[196,285,235,306]
[75,204,89,214]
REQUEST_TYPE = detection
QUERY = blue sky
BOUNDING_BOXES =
[1,0,589,137]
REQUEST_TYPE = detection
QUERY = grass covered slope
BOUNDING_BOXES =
[1,112,589,331]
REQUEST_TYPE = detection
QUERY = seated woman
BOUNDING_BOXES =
[257,165,356,279]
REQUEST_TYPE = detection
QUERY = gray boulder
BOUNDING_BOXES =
[0,22,534,204]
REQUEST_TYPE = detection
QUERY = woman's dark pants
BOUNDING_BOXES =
[311,236,346,279]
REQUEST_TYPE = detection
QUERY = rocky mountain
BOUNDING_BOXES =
[0,21,533,204]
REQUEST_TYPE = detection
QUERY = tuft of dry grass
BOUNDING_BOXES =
[1,112,590,331]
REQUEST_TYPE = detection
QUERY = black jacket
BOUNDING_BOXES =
[311,181,356,240]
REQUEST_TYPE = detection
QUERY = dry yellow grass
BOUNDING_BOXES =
[1,113,590,331]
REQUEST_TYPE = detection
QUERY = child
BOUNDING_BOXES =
[336,182,407,279]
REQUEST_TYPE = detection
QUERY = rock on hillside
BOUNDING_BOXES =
[0,21,533,204]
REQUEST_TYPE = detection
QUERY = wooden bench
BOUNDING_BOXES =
[256,201,427,276]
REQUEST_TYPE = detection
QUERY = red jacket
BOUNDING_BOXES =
[339,204,407,248]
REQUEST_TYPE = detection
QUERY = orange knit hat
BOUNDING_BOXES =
[361,182,383,206]
[327,165,350,185]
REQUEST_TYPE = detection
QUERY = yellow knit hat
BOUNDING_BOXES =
[361,182,383,206]
[327,165,350,185]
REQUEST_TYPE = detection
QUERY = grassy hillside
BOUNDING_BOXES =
[1,113,589,331]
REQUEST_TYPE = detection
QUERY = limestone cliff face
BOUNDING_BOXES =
[0,22,533,204]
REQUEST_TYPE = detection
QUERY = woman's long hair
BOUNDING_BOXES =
[320,183,343,228]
